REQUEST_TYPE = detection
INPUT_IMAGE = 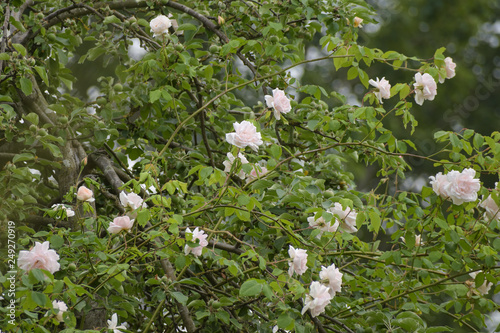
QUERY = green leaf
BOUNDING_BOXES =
[34,66,50,85]
[20,77,33,96]
[239,279,263,296]
[0,53,9,60]
[149,89,162,103]
[103,15,121,25]
[171,291,188,305]
[31,291,49,307]
[12,43,27,56]
[369,211,381,233]
[12,153,34,164]
[277,313,293,329]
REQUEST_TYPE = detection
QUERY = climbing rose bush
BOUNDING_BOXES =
[3,1,499,332]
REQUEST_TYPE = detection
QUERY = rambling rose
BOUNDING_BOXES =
[150,15,172,37]
[413,73,437,105]
[51,204,75,219]
[77,186,94,202]
[368,77,391,104]
[246,165,268,183]
[301,281,333,317]
[439,57,457,83]
[329,203,357,233]
[265,88,292,120]
[319,263,343,296]
[223,152,249,179]
[120,191,146,210]
[479,186,500,221]
[288,245,308,276]
[225,121,263,151]
[107,313,127,333]
[18,241,60,274]
[184,227,208,257]
[51,300,68,323]
[469,271,493,295]
[108,216,134,234]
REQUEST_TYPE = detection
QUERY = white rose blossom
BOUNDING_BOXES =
[301,281,333,317]
[184,227,208,257]
[469,271,493,295]
[265,88,292,120]
[368,77,391,104]
[150,15,172,37]
[329,203,358,233]
[120,191,146,210]
[439,57,457,83]
[51,204,75,219]
[288,245,308,276]
[107,313,127,333]
[223,152,249,179]
[307,214,338,237]
[51,300,68,323]
[430,168,480,205]
[319,264,343,297]
[479,183,500,220]
[245,165,268,183]
[413,73,437,105]
[226,121,263,151]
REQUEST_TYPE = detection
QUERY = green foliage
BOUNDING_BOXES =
[0,0,499,332]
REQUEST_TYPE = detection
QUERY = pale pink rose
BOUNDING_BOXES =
[319,264,343,296]
[353,17,363,28]
[184,227,208,257]
[469,271,493,295]
[150,15,172,37]
[329,203,357,233]
[445,168,480,205]
[108,313,127,333]
[120,191,146,210]
[226,121,263,151]
[439,57,457,83]
[18,241,60,274]
[301,281,333,317]
[76,186,94,202]
[479,191,500,221]
[51,300,68,323]
[223,152,249,179]
[108,216,134,234]
[51,204,75,219]
[413,73,437,105]
[429,172,450,198]
[288,245,308,276]
[245,165,268,183]
[307,214,338,237]
[265,88,292,120]
[368,77,391,104]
